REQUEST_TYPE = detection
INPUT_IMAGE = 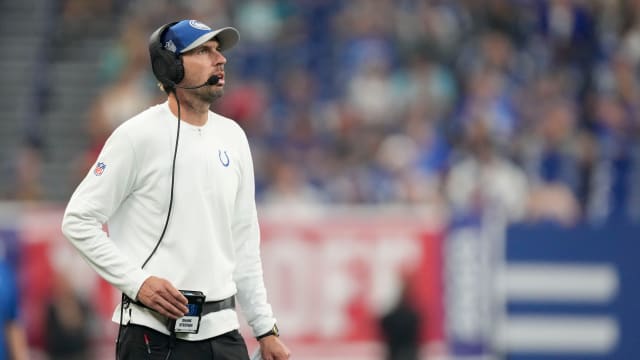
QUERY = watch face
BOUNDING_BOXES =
[273,324,279,336]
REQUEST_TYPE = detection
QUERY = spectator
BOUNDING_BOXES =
[445,118,529,221]
[44,272,93,360]
[379,277,421,360]
[5,139,45,201]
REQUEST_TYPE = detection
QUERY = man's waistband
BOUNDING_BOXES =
[125,295,235,316]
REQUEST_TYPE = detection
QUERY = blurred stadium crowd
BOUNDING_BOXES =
[4,0,640,225]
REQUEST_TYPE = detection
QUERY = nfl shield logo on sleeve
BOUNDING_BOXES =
[94,162,106,176]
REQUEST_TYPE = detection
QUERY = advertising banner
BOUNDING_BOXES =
[502,222,640,359]
[445,212,505,360]
[257,210,446,359]
[1,205,446,360]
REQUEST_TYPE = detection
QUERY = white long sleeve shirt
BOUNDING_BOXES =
[62,101,275,340]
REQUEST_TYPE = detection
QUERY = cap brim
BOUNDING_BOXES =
[180,27,239,53]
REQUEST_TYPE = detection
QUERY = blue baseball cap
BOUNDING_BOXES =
[161,20,239,54]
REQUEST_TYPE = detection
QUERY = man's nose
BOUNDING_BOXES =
[213,51,226,66]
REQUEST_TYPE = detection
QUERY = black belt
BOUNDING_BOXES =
[126,295,235,316]
[202,296,235,315]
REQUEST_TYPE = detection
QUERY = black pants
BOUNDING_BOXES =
[118,324,250,360]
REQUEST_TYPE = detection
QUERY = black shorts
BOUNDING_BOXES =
[118,324,250,360]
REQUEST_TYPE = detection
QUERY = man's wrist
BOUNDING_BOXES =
[256,323,279,340]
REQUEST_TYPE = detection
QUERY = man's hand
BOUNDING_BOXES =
[259,335,291,360]
[136,276,188,319]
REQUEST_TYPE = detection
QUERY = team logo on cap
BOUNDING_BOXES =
[189,20,211,31]
[164,40,177,53]
[94,162,106,176]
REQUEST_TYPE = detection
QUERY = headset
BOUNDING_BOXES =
[148,21,183,92]
[148,23,220,92]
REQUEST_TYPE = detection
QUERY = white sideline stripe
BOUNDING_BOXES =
[499,315,618,353]
[503,263,618,302]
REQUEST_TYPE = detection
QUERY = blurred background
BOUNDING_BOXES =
[0,0,639,359]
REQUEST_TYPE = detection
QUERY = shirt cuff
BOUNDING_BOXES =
[252,317,277,338]
[124,268,150,301]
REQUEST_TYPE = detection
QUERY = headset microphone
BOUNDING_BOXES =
[174,75,220,90]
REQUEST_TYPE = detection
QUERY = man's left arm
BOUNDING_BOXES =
[231,130,275,335]
[232,130,290,359]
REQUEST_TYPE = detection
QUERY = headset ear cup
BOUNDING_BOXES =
[148,22,183,88]
[151,48,183,86]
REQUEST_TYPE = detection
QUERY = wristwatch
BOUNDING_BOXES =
[256,324,279,340]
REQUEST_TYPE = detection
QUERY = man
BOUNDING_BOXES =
[62,19,290,360]
[379,280,420,360]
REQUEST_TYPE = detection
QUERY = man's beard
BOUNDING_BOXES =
[195,86,224,103]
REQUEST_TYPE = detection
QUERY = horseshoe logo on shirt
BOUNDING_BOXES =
[218,150,230,167]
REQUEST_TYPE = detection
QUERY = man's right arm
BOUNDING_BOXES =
[61,127,188,317]
[61,127,147,300]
